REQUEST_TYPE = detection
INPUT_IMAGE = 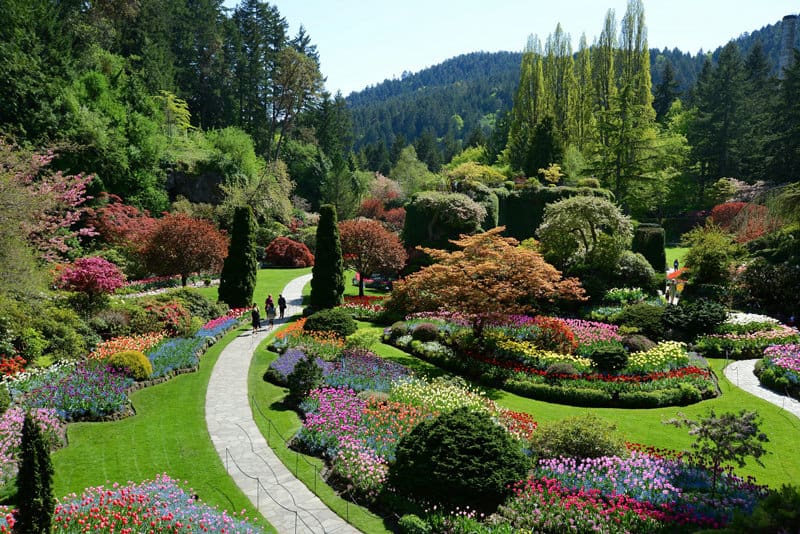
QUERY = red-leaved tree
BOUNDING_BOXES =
[338,219,407,296]
[86,193,156,246]
[57,256,126,311]
[264,236,315,267]
[139,213,228,286]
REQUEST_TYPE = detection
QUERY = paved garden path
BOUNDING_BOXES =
[206,274,362,534]
[723,359,800,421]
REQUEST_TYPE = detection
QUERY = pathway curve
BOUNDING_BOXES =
[723,359,800,421]
[205,274,362,534]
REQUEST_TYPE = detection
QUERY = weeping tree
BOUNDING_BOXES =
[308,204,344,310]
[218,206,258,308]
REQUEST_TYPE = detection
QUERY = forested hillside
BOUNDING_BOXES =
[349,17,799,157]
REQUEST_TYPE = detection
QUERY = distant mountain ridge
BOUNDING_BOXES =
[347,16,798,153]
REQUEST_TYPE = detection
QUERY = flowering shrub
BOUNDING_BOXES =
[0,407,65,487]
[143,301,193,337]
[56,256,126,297]
[90,332,166,360]
[264,236,314,267]
[52,474,265,532]
[9,361,132,420]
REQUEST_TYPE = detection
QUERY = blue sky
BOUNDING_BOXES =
[223,1,800,96]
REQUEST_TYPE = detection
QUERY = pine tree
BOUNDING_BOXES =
[308,204,344,310]
[653,61,680,123]
[218,206,258,308]
[15,412,54,533]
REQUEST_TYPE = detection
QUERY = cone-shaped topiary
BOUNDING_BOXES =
[15,412,55,533]
[308,204,344,310]
[388,406,529,514]
[218,206,258,309]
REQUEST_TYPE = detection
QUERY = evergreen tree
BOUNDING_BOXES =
[688,42,746,198]
[414,130,442,172]
[308,204,344,310]
[740,41,775,182]
[15,412,54,533]
[218,205,258,308]
[770,50,800,181]
[506,36,548,176]
[653,61,680,123]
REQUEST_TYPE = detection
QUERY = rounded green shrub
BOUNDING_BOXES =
[411,322,439,342]
[545,362,578,377]
[286,355,323,405]
[303,308,357,337]
[662,298,727,341]
[530,413,627,460]
[106,350,153,381]
[397,514,431,534]
[615,251,658,294]
[388,406,529,514]
[588,343,628,374]
[617,303,666,341]
[621,334,656,353]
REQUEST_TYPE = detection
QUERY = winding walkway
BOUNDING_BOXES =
[205,274,361,534]
[723,359,800,421]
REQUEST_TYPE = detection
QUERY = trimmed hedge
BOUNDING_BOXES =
[632,224,666,272]
[497,185,614,241]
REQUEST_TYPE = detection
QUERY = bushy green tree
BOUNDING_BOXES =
[308,205,344,310]
[666,410,768,496]
[218,206,258,308]
[531,413,627,460]
[681,221,742,287]
[15,412,55,533]
[402,191,486,250]
[388,407,529,514]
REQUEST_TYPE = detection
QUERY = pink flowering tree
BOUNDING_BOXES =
[57,256,126,312]
[4,142,98,261]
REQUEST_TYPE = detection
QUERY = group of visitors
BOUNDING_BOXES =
[251,294,287,333]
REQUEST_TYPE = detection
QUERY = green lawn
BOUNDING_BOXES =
[666,246,689,270]
[51,267,312,528]
[357,323,800,488]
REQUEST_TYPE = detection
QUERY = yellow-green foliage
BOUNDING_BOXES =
[627,341,689,373]
[107,350,153,381]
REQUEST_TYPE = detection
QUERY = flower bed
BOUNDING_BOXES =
[296,376,537,499]
[754,344,800,400]
[340,295,385,320]
[89,331,166,360]
[384,315,718,408]
[47,474,264,532]
[7,361,133,421]
[0,407,65,487]
[695,324,800,359]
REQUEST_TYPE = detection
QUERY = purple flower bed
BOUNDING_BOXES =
[535,452,767,525]
[325,348,412,392]
[297,387,365,457]
[267,348,333,384]
[11,361,133,421]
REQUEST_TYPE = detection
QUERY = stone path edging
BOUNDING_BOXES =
[723,359,800,421]
[205,274,362,534]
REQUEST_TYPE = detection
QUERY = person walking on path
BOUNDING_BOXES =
[266,301,276,327]
[673,258,679,271]
[265,294,274,309]
[278,294,287,319]
[250,303,261,333]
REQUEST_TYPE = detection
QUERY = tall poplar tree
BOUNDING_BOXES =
[506,35,547,176]
[544,24,577,144]
[309,204,344,310]
[218,205,258,308]
[573,34,596,151]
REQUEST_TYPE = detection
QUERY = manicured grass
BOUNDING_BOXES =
[360,322,800,488]
[52,325,274,532]
[248,335,393,534]
[666,246,689,270]
[50,268,312,529]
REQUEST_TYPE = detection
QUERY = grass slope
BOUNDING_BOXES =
[51,267,311,528]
